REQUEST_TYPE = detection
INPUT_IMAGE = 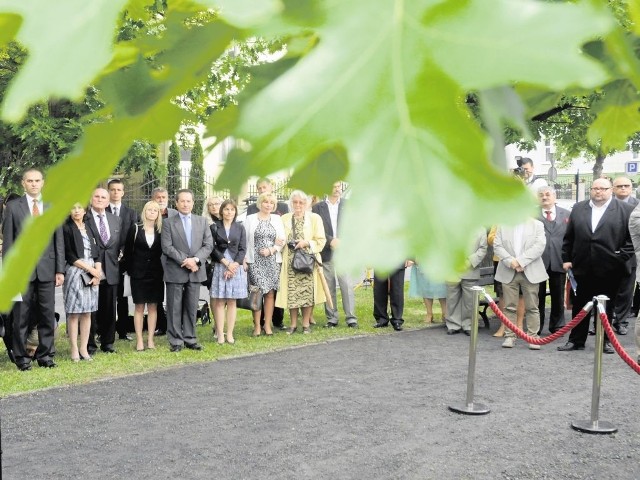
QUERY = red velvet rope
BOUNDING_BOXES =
[486,295,589,345]
[486,293,640,375]
[598,308,640,375]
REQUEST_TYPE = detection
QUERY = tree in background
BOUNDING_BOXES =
[166,140,181,199]
[188,135,205,215]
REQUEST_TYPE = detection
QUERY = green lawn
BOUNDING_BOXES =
[0,282,455,397]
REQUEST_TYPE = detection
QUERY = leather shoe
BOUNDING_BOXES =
[37,359,57,368]
[588,328,596,335]
[615,326,628,335]
[463,330,471,336]
[118,334,133,341]
[101,345,116,353]
[17,362,32,371]
[447,329,461,335]
[603,342,614,354]
[154,329,166,336]
[347,323,359,329]
[324,323,337,329]
[557,342,585,351]
[185,342,203,351]
[391,322,403,331]
[373,322,389,328]
[170,344,183,352]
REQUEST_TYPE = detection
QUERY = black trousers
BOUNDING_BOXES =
[89,282,117,351]
[613,265,636,328]
[12,280,56,365]
[373,268,405,326]
[570,274,619,347]
[538,270,566,334]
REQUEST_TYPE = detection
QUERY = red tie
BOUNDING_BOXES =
[545,210,552,221]
[32,200,40,216]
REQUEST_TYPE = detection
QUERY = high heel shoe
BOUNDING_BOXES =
[286,327,297,335]
[252,330,262,337]
[71,356,80,363]
[226,337,235,345]
[302,326,311,334]
[424,315,433,324]
[79,354,93,362]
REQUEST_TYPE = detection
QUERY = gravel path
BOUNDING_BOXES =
[1,317,638,480]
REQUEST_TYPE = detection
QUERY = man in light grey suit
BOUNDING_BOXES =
[445,228,488,335]
[494,218,547,349]
[537,186,570,334]
[161,189,213,352]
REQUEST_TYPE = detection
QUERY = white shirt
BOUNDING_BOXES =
[513,224,525,258]
[27,195,43,216]
[589,197,612,232]
[326,198,340,237]
[109,203,122,216]
[541,206,556,222]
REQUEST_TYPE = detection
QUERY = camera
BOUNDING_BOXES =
[287,241,297,249]
[512,157,525,178]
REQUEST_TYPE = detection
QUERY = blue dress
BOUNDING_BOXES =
[409,265,446,299]
[209,226,248,299]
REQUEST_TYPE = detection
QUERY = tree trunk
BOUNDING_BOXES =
[592,151,605,181]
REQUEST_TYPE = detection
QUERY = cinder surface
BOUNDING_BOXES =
[1,318,639,480]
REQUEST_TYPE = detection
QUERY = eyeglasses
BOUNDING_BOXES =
[590,187,611,192]
[614,184,632,188]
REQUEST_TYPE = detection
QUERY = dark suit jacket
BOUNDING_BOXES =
[210,221,246,264]
[122,224,163,279]
[108,204,139,242]
[86,210,124,285]
[539,205,571,273]
[562,198,635,277]
[161,213,213,283]
[312,199,345,263]
[1,195,65,280]
[246,201,288,216]
[62,218,100,266]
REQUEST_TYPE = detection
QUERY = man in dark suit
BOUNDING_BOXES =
[312,182,358,328]
[559,178,635,353]
[2,168,65,370]
[152,187,178,335]
[537,186,570,334]
[246,177,288,329]
[161,189,212,352]
[107,178,139,341]
[611,176,639,334]
[86,187,124,354]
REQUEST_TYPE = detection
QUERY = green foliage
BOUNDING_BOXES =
[1,0,640,310]
[167,139,181,198]
[188,135,205,213]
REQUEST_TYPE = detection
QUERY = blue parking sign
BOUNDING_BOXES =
[626,161,639,174]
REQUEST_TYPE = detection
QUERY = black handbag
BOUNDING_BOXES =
[201,260,214,289]
[292,249,315,274]
[237,284,263,311]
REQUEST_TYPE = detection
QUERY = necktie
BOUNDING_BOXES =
[98,215,109,244]
[182,215,192,249]
[113,206,119,217]
[32,200,40,216]
[545,210,552,221]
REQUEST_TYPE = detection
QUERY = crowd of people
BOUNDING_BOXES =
[1,163,640,371]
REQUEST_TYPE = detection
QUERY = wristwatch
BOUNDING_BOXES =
[195,258,201,266]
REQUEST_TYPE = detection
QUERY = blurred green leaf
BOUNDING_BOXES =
[288,144,349,195]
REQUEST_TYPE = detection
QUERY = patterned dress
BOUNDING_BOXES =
[63,230,99,314]
[249,219,280,294]
[286,217,314,308]
[210,226,248,299]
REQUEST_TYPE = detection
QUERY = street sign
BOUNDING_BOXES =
[547,166,558,182]
[626,161,639,174]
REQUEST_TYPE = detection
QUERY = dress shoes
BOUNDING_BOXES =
[347,323,359,329]
[373,322,389,328]
[603,342,614,354]
[154,329,166,336]
[615,325,628,335]
[101,345,116,354]
[588,328,596,335]
[446,329,461,335]
[391,322,403,331]
[185,342,203,351]
[324,323,337,329]
[37,359,57,368]
[118,334,133,341]
[17,362,32,371]
[170,344,183,352]
[557,342,585,351]
[463,330,471,336]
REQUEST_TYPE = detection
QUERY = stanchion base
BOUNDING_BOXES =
[571,420,617,434]
[448,403,490,415]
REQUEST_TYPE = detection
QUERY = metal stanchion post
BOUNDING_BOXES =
[571,295,617,434]
[449,286,490,415]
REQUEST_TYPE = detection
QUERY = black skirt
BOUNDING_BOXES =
[131,275,164,305]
